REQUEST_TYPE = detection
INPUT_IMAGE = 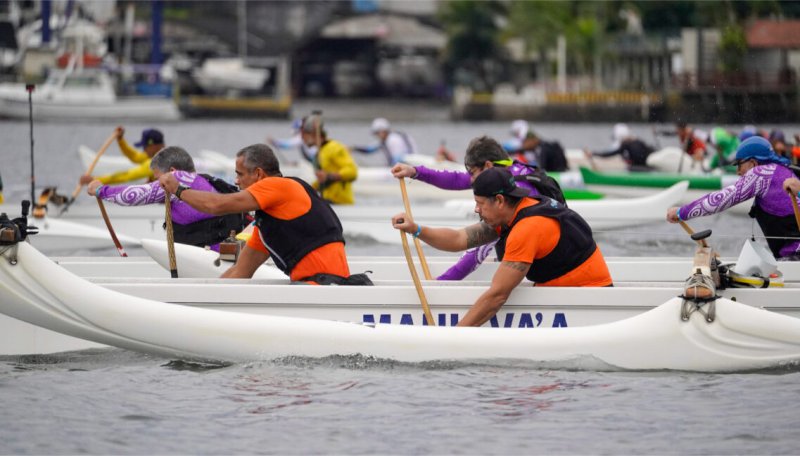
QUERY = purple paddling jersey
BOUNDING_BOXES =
[412,162,541,280]
[97,171,226,250]
[678,164,800,258]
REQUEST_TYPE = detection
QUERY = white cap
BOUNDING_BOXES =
[510,119,529,140]
[371,117,391,133]
[611,123,631,148]
[693,129,709,143]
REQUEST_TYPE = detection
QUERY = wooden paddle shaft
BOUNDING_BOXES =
[791,193,800,232]
[678,220,707,248]
[70,132,118,200]
[400,229,435,326]
[398,178,432,280]
[165,196,178,278]
[96,197,128,258]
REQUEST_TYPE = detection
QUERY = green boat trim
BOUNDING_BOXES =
[563,188,605,200]
[578,166,738,190]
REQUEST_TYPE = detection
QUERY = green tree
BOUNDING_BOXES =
[437,0,507,91]
[718,24,747,73]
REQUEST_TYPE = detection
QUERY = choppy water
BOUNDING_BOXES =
[1,106,800,454]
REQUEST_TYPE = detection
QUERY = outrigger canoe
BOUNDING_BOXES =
[2,241,800,371]
[580,166,739,190]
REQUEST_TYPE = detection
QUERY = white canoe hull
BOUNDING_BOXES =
[135,239,800,283]
[2,242,800,371]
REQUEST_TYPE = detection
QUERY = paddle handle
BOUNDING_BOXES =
[96,197,128,257]
[400,229,435,326]
[791,193,800,232]
[399,178,432,280]
[678,220,707,248]
[165,195,178,278]
[71,132,118,200]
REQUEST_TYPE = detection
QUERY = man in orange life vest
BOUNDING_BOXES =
[158,143,357,284]
[392,167,612,326]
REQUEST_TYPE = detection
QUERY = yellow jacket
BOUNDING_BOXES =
[313,139,358,205]
[96,136,154,184]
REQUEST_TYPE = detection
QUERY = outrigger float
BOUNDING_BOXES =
[1,202,800,371]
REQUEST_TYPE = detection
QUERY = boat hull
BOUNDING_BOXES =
[2,243,800,371]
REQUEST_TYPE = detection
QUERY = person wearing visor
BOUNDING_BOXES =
[79,126,166,186]
[667,136,800,260]
[391,136,564,280]
[353,117,418,166]
[267,119,317,164]
[392,167,612,326]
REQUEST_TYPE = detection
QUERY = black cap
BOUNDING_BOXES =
[472,167,529,198]
[135,129,164,147]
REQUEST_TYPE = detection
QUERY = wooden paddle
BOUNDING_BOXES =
[61,132,118,214]
[399,178,432,280]
[398,218,435,326]
[790,193,800,233]
[164,193,178,278]
[678,220,708,248]
[95,197,128,257]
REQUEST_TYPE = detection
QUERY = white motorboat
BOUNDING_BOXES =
[1,241,800,371]
[0,68,180,121]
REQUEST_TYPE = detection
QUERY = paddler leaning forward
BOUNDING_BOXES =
[391,167,613,327]
[158,143,370,285]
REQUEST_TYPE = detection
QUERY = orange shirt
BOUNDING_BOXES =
[500,198,612,287]
[245,177,349,281]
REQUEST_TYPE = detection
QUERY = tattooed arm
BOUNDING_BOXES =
[457,260,530,327]
[391,214,499,252]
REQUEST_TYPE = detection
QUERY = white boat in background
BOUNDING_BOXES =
[79,145,233,182]
[2,241,800,371]
[191,57,270,93]
[442,180,688,231]
[0,68,180,121]
[0,204,141,253]
[646,146,728,174]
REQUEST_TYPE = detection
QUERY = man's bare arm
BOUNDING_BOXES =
[457,260,529,327]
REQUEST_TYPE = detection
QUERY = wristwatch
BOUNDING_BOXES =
[175,184,190,200]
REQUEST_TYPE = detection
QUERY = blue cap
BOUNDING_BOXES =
[734,136,789,166]
[134,129,164,148]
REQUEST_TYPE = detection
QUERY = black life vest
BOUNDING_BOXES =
[254,177,345,274]
[495,196,596,283]
[528,141,568,172]
[511,161,566,205]
[748,203,800,258]
[168,174,248,247]
[621,139,655,167]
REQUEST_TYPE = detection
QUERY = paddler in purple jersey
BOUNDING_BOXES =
[86,146,247,251]
[666,136,800,260]
[391,135,563,279]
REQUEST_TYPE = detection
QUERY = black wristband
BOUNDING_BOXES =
[175,184,189,200]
